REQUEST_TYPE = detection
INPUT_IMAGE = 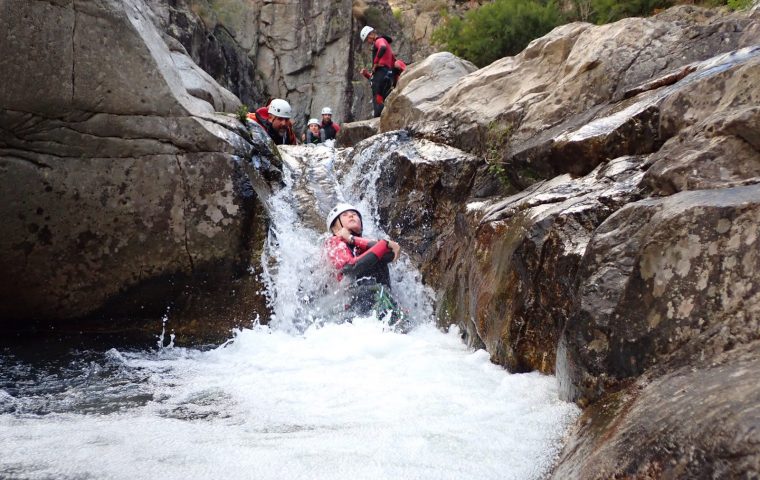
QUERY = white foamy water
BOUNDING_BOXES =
[1,322,577,480]
[0,143,579,479]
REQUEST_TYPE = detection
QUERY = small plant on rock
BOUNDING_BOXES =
[237,105,249,124]
[484,121,513,187]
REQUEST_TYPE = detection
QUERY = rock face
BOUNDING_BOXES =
[391,7,760,187]
[552,342,760,479]
[558,184,760,404]
[380,51,477,132]
[144,0,410,128]
[366,5,760,477]
[0,0,279,343]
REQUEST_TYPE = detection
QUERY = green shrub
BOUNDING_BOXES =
[432,0,563,67]
[727,0,754,9]
[364,7,389,33]
[590,0,673,24]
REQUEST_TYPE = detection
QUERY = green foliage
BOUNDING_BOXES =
[364,7,389,33]
[590,0,673,24]
[392,6,403,21]
[727,0,753,9]
[431,0,563,67]
[484,121,513,186]
[236,105,249,124]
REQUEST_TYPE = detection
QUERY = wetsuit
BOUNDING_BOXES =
[306,128,326,144]
[324,235,394,314]
[370,35,395,117]
[321,120,341,140]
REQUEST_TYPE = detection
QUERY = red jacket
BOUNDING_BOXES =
[247,107,297,145]
[324,235,393,282]
[372,36,395,70]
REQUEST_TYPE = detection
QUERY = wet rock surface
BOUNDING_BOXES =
[431,156,644,373]
[552,341,760,479]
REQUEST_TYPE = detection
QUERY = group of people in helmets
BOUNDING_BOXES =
[247,100,340,146]
[247,24,404,145]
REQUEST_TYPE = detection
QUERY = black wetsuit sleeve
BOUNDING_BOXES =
[375,45,387,66]
[341,240,391,279]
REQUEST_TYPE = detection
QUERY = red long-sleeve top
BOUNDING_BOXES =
[372,36,394,70]
[324,235,393,282]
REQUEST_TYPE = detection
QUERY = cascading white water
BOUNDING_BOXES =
[0,144,579,480]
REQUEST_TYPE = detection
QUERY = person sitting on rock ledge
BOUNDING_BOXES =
[302,118,326,144]
[247,98,298,145]
[320,107,341,140]
[323,202,406,328]
[359,26,396,117]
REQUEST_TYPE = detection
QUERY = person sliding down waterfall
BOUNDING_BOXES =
[324,203,407,329]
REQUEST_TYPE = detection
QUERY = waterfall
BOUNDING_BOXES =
[262,143,435,333]
[0,144,579,480]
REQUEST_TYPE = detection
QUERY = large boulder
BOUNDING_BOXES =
[336,118,380,147]
[403,7,760,187]
[434,157,645,372]
[557,184,760,404]
[380,51,477,132]
[0,0,279,343]
[551,342,760,479]
[552,186,760,478]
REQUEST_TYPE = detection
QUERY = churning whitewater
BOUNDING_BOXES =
[0,143,579,480]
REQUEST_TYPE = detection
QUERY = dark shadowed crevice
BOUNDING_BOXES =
[71,1,77,104]
[0,153,52,169]
[174,155,195,272]
[344,13,356,123]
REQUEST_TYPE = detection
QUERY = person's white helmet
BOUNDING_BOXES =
[326,203,362,232]
[308,118,320,126]
[360,26,374,42]
[268,98,292,118]
[321,107,333,115]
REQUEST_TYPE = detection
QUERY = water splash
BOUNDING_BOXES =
[262,142,434,333]
[0,143,580,480]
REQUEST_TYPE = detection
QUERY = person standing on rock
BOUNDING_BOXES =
[323,203,405,328]
[359,26,396,117]
[247,98,298,145]
[303,118,326,144]
[320,107,341,140]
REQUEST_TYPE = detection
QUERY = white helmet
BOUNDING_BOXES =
[268,98,292,118]
[360,26,374,42]
[321,107,333,115]
[307,118,320,126]
[326,203,362,232]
